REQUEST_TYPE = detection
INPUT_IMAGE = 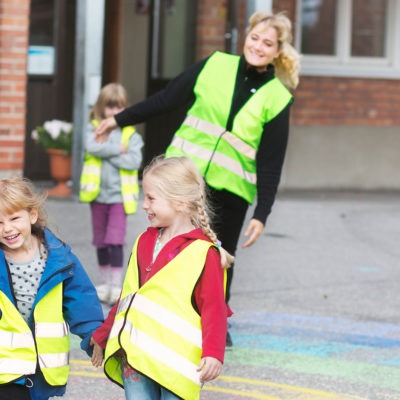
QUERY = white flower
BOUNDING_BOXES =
[43,119,72,139]
[31,129,39,141]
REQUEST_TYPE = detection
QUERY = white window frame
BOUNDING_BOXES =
[296,0,400,79]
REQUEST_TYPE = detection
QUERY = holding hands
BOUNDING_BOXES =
[90,337,104,368]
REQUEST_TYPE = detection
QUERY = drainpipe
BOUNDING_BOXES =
[71,0,105,196]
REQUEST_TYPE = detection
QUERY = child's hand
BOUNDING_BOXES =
[90,337,104,368]
[197,356,222,384]
[220,247,234,269]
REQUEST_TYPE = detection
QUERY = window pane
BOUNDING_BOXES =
[351,0,387,57]
[301,0,337,55]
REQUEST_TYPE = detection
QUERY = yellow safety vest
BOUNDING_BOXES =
[166,51,293,204]
[79,121,139,214]
[0,284,69,386]
[104,237,218,400]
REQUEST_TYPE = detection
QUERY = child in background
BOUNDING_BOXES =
[91,156,233,400]
[80,83,144,305]
[0,176,103,400]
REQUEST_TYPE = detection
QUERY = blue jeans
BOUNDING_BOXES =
[122,365,182,400]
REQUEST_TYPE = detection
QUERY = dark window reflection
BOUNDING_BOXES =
[301,0,337,55]
[351,0,387,57]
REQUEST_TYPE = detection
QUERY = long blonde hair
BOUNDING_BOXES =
[0,176,48,245]
[246,11,300,89]
[143,156,234,268]
[90,83,129,121]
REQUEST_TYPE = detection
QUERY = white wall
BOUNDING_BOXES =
[281,126,400,190]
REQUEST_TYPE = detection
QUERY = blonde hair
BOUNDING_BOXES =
[90,83,129,121]
[143,156,234,267]
[0,176,48,244]
[247,11,300,89]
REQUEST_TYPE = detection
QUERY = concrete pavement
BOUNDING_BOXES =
[41,187,400,399]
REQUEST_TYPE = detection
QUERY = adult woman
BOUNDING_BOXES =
[95,11,300,344]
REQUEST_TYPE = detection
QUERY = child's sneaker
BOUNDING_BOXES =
[109,286,121,306]
[96,284,110,303]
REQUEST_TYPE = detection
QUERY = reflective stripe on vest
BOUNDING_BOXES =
[104,238,217,400]
[0,292,37,383]
[170,135,257,185]
[79,122,139,214]
[166,51,292,204]
[34,283,70,386]
[183,115,257,159]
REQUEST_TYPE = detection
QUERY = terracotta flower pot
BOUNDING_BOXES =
[46,148,72,197]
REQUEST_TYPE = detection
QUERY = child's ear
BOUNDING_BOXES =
[175,200,189,213]
[29,208,39,225]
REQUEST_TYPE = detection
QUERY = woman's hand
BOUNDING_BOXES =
[95,117,117,143]
[90,337,104,367]
[242,218,264,248]
[197,356,222,384]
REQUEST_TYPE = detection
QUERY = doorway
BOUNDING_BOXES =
[24,0,76,180]
[143,0,197,166]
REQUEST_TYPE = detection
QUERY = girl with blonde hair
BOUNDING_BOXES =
[80,83,144,305]
[0,176,103,399]
[91,156,233,400]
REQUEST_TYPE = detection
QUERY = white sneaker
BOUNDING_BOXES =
[96,284,110,303]
[108,286,122,305]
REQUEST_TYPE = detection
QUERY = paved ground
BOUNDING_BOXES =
[40,186,400,400]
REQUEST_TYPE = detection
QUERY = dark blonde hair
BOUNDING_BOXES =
[246,11,300,89]
[0,176,47,244]
[90,83,129,121]
[143,156,234,267]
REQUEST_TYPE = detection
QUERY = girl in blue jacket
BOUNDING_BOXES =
[0,176,104,400]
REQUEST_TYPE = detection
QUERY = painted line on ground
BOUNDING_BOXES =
[69,360,358,399]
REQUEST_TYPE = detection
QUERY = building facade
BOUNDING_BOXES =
[1,0,400,190]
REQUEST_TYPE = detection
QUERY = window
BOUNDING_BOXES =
[296,0,400,78]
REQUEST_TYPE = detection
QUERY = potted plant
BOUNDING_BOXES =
[31,119,74,197]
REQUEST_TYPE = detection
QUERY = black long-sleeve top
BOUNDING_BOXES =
[115,54,293,225]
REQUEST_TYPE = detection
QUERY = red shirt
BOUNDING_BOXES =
[92,227,232,362]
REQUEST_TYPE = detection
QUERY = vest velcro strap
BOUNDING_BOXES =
[39,352,68,369]
[132,294,202,347]
[0,359,36,374]
[184,115,256,159]
[124,321,201,386]
[0,330,35,348]
[171,136,257,185]
[36,322,68,338]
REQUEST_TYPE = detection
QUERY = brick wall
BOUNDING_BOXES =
[195,0,248,60]
[195,0,227,59]
[0,1,30,174]
[293,77,400,126]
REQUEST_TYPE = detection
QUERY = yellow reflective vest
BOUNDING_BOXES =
[0,283,69,386]
[79,121,139,214]
[166,51,293,204]
[104,237,216,400]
